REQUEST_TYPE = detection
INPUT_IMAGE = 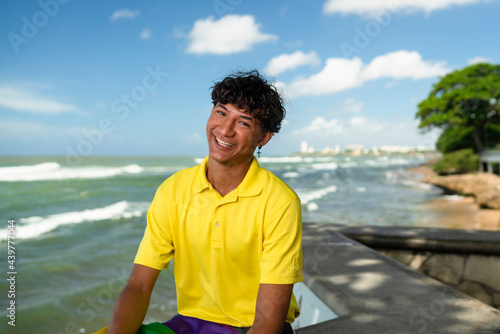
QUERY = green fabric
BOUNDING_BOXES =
[137,322,175,334]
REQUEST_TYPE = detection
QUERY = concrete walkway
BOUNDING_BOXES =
[297,223,500,333]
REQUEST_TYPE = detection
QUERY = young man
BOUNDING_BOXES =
[104,70,303,334]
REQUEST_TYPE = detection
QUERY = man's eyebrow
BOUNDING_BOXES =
[216,103,228,111]
[239,115,255,123]
[216,103,255,123]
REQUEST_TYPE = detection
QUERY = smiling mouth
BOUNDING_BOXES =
[214,135,235,148]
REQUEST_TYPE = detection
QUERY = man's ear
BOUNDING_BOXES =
[259,131,273,148]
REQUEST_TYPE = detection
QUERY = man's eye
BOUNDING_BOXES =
[240,121,250,127]
[217,110,225,116]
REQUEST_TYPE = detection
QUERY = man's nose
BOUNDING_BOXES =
[220,119,235,136]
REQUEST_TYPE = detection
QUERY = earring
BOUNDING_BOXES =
[257,146,262,157]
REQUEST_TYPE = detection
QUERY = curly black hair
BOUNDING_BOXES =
[211,70,286,133]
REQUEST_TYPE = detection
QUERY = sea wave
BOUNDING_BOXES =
[297,185,338,205]
[0,162,178,182]
[259,156,304,163]
[311,162,338,170]
[0,201,150,240]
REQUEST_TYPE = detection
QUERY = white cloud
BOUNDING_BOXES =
[0,85,79,114]
[349,116,367,126]
[110,9,140,21]
[338,98,365,113]
[264,51,320,76]
[186,15,278,55]
[183,132,202,143]
[284,57,364,97]
[140,28,152,40]
[291,116,439,150]
[323,0,484,15]
[282,50,451,98]
[468,56,492,65]
[294,116,344,135]
[361,50,450,81]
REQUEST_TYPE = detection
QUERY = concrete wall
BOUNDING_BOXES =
[297,223,500,333]
[377,249,500,310]
[329,224,500,311]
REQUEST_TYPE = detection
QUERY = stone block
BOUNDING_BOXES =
[463,255,500,292]
[420,253,465,286]
[408,253,429,270]
[456,280,493,306]
[380,250,415,266]
[493,293,500,309]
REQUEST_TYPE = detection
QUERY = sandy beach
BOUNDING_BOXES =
[408,164,500,231]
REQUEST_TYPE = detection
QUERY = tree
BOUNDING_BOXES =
[416,63,500,152]
[436,124,500,153]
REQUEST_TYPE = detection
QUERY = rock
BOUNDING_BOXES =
[426,172,500,209]
[463,255,500,291]
[456,280,493,306]
[379,250,415,266]
[408,253,429,270]
[420,254,465,286]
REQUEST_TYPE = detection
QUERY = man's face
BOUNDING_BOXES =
[206,103,272,167]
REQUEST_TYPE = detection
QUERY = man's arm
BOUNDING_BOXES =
[107,264,161,334]
[248,283,293,334]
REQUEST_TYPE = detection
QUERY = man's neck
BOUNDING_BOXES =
[206,157,253,197]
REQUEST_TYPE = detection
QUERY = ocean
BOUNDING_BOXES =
[0,154,444,333]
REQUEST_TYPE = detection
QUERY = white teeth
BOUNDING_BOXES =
[215,136,234,148]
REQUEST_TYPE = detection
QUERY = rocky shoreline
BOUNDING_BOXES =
[407,164,500,231]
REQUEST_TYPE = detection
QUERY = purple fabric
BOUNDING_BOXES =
[162,315,243,334]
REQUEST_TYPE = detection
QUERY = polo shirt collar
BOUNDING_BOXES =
[194,156,211,194]
[193,156,264,198]
[236,156,264,198]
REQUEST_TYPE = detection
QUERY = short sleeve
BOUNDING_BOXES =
[134,186,175,270]
[260,197,303,284]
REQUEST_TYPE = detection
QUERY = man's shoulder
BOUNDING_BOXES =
[258,166,299,201]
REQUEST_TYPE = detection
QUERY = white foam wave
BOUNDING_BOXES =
[307,202,319,211]
[339,162,358,168]
[311,162,338,170]
[366,157,424,167]
[0,162,172,182]
[298,185,338,205]
[259,156,303,163]
[443,194,464,201]
[283,172,300,178]
[0,201,149,240]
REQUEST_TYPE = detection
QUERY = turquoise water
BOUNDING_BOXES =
[0,155,441,333]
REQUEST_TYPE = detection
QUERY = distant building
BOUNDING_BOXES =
[379,145,413,153]
[300,141,315,154]
[301,141,308,154]
[345,144,363,156]
[321,147,336,155]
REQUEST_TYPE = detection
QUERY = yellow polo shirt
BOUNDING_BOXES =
[134,156,303,327]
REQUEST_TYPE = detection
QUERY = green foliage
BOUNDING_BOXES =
[432,149,479,175]
[416,63,500,151]
[436,123,500,153]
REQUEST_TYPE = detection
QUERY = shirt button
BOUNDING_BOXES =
[215,222,220,227]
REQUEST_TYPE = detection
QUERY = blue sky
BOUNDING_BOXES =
[1,0,499,157]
